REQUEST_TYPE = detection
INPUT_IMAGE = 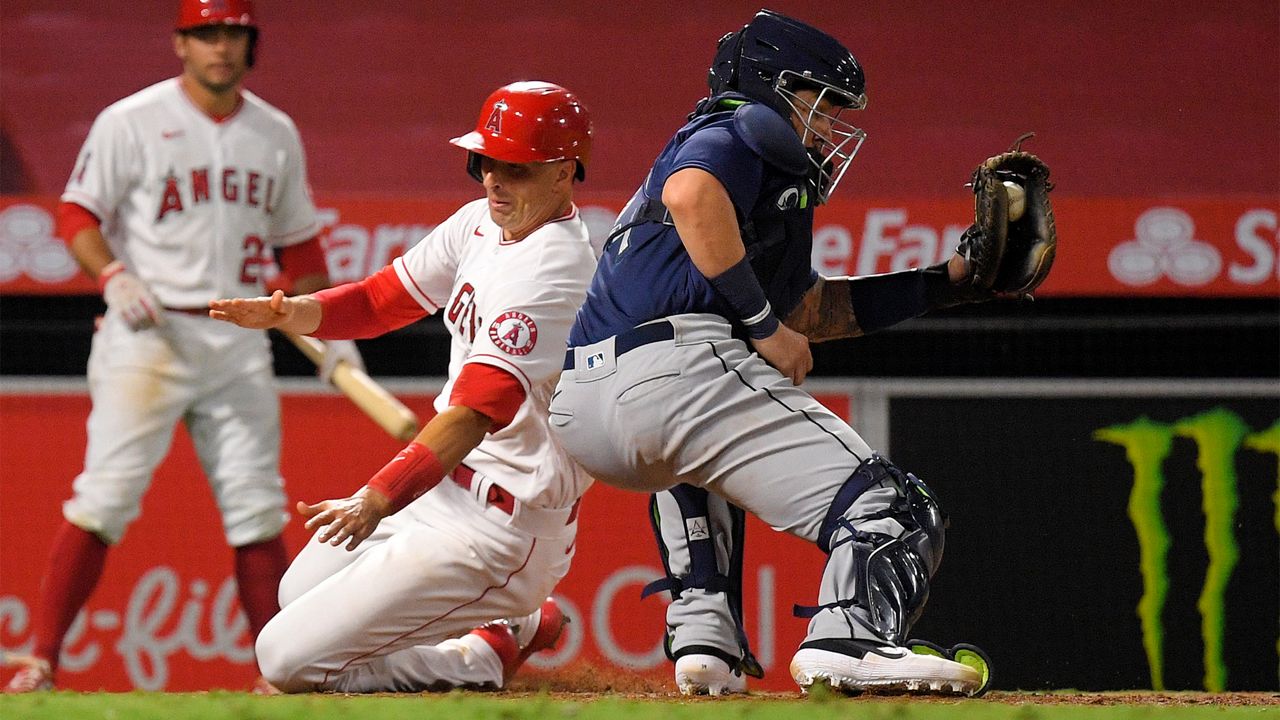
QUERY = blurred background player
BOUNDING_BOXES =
[2,0,362,693]
[208,81,595,693]
[551,10,1016,696]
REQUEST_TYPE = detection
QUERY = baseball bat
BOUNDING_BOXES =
[280,331,421,442]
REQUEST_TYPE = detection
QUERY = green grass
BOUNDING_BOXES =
[1,692,1276,720]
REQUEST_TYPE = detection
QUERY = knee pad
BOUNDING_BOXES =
[817,455,946,571]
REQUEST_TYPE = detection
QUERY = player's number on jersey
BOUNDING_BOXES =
[239,234,269,284]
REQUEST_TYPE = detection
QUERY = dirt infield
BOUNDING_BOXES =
[508,665,1279,706]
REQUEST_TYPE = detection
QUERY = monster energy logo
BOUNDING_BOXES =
[1095,408,1280,692]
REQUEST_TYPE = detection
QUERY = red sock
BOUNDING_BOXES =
[34,522,109,670]
[233,536,288,640]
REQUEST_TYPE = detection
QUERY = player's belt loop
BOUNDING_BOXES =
[563,319,675,370]
[451,464,516,516]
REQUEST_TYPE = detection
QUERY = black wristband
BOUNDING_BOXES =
[921,261,962,310]
[708,256,779,339]
[844,266,942,335]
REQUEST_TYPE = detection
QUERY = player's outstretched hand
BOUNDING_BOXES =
[751,324,813,386]
[297,487,393,552]
[208,289,294,329]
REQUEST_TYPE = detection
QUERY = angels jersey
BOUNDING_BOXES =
[62,77,321,307]
[392,198,596,509]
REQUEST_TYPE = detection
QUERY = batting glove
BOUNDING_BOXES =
[99,260,165,331]
[318,339,365,385]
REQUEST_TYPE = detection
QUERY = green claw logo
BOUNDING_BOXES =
[1095,409,1279,692]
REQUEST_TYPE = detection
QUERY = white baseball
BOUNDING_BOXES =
[1003,181,1026,222]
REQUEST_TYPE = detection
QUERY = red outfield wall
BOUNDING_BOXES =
[2,2,1276,200]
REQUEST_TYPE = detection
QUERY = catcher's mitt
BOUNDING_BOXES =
[971,134,1057,296]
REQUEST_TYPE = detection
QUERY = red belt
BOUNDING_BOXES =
[452,464,516,515]
[163,306,210,316]
[451,464,581,524]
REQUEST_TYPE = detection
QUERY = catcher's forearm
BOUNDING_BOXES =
[786,264,962,343]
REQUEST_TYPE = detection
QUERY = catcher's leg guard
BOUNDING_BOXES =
[798,455,943,644]
[790,456,982,695]
[645,484,761,693]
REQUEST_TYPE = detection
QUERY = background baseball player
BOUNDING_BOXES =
[208,81,596,693]
[550,9,1053,696]
[2,0,365,694]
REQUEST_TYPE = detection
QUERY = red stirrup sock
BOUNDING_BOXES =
[33,522,109,670]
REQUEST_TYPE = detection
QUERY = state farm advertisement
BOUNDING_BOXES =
[0,388,839,692]
[2,194,1275,297]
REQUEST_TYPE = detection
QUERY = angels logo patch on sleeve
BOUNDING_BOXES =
[488,311,538,356]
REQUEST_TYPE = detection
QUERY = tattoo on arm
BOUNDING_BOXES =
[783,276,864,342]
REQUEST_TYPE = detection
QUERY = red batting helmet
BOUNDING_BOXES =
[176,0,256,30]
[450,81,593,182]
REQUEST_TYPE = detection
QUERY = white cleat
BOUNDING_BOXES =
[675,653,748,696]
[790,639,981,696]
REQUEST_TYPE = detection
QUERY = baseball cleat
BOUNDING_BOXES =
[471,597,569,684]
[790,638,981,696]
[515,597,568,668]
[674,653,747,696]
[906,639,993,697]
[469,622,521,684]
[2,654,54,693]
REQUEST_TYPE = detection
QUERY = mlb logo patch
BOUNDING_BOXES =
[586,352,605,369]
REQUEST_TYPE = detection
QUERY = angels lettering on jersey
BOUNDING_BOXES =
[445,280,539,358]
[154,165,280,222]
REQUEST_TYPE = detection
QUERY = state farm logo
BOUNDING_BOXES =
[1108,207,1222,286]
[0,204,80,283]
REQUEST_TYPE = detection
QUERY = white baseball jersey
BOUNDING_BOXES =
[255,199,597,692]
[60,78,319,548]
[62,77,321,307]
[391,198,596,509]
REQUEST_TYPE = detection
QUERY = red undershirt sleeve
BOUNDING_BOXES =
[311,264,428,339]
[275,236,328,280]
[449,363,526,432]
[56,202,101,244]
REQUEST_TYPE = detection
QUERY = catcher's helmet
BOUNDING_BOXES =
[450,81,593,183]
[708,10,867,202]
[176,0,258,67]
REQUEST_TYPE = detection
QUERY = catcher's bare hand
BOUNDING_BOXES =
[298,487,392,552]
[208,289,294,329]
[751,324,813,385]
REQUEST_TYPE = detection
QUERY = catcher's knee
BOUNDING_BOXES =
[817,455,946,566]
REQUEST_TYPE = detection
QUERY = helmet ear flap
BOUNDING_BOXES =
[246,27,258,68]
[466,151,483,183]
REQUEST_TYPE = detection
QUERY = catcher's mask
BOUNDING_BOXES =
[708,10,866,203]
[175,0,258,68]
[450,81,593,183]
